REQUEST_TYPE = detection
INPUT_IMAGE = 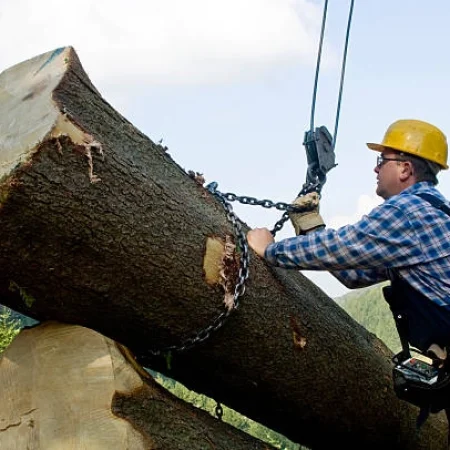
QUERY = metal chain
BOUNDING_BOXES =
[135,181,316,364]
[208,181,320,236]
[136,183,250,361]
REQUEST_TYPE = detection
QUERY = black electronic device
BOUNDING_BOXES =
[393,355,439,386]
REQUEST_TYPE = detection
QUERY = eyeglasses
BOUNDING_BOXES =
[376,154,408,168]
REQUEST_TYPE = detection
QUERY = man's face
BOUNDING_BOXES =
[374,151,411,199]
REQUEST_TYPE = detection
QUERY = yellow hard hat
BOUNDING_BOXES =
[367,119,448,170]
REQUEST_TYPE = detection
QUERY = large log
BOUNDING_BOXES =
[0,47,447,449]
[0,322,274,449]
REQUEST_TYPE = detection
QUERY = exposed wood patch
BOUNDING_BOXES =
[203,235,239,310]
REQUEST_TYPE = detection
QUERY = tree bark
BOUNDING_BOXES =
[0,47,447,449]
[0,322,274,450]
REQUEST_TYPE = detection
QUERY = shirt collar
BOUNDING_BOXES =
[400,182,436,196]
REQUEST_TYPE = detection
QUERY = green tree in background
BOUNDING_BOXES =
[336,282,401,353]
[152,371,302,449]
[0,308,20,353]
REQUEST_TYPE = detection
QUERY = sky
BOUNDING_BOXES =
[1,0,450,298]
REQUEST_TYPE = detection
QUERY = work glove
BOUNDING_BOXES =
[289,192,325,235]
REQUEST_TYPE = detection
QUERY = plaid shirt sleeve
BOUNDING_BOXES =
[264,201,423,288]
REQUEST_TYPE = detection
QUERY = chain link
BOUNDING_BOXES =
[215,402,224,421]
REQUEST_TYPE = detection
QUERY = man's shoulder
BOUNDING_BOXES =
[387,184,450,221]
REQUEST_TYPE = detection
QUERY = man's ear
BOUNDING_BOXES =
[399,161,413,181]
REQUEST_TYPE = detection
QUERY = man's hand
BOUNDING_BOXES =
[247,228,274,258]
[289,192,325,235]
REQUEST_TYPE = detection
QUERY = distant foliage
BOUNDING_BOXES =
[152,372,303,450]
[0,308,21,353]
[336,282,402,353]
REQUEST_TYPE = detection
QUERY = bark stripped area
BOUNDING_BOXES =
[0,47,448,449]
[203,235,240,310]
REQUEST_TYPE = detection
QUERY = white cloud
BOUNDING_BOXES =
[328,194,382,229]
[0,0,325,85]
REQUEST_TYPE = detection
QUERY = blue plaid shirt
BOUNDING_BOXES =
[265,182,450,307]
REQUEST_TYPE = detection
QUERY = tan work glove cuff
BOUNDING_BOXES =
[292,212,325,235]
[289,192,325,235]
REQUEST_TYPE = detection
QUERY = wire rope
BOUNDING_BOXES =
[309,0,355,149]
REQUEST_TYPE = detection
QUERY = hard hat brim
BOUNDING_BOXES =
[366,143,386,152]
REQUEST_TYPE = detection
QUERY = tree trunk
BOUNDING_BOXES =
[0,322,274,450]
[0,47,447,449]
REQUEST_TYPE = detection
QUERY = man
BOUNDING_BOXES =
[247,119,450,362]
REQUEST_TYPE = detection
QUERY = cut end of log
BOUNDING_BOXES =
[0,322,147,449]
[0,46,102,183]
